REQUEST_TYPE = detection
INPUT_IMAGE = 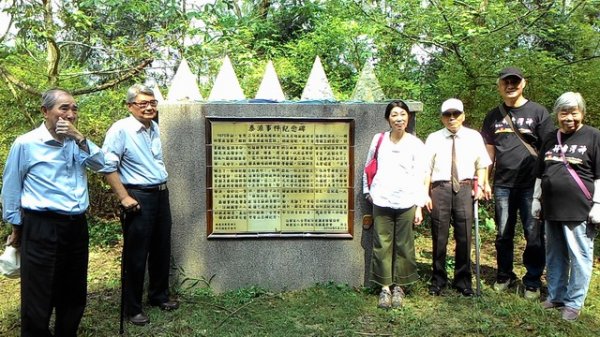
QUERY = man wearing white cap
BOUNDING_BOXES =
[425,98,491,296]
[481,67,554,299]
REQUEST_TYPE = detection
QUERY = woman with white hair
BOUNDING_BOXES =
[532,92,600,321]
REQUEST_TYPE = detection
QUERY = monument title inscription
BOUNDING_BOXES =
[206,117,355,238]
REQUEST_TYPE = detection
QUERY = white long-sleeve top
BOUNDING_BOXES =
[362,131,429,208]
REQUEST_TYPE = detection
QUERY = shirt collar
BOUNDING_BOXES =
[36,123,62,146]
[443,126,464,138]
[125,115,156,133]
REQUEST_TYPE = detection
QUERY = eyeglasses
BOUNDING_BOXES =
[442,111,462,118]
[130,100,158,109]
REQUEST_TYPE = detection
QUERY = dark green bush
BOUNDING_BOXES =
[88,216,122,247]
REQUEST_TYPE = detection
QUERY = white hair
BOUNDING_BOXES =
[553,92,586,115]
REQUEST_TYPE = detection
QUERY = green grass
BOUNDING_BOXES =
[1,222,599,336]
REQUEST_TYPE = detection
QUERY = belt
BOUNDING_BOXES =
[23,209,86,221]
[432,179,473,188]
[123,183,168,192]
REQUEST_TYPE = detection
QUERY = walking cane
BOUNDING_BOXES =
[119,207,127,335]
[473,177,482,296]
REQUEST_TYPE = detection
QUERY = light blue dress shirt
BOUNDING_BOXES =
[100,116,168,185]
[1,124,106,225]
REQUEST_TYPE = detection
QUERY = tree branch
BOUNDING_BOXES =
[0,66,41,95]
[0,0,17,44]
[566,0,587,17]
[356,4,451,52]
[71,58,153,95]
[552,55,600,69]
[58,40,112,54]
[430,0,474,78]
[0,71,37,128]
[493,1,554,52]
[61,65,153,78]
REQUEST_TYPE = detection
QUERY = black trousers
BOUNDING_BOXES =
[122,188,172,315]
[430,181,474,290]
[21,211,88,337]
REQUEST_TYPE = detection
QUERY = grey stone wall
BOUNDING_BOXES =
[159,101,422,292]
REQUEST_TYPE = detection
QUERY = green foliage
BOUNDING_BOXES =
[0,222,11,241]
[176,266,216,292]
[477,200,496,232]
[87,216,121,247]
[2,1,600,219]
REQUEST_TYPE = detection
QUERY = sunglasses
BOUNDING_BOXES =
[442,111,463,118]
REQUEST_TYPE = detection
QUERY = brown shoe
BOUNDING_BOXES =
[541,300,564,309]
[128,313,150,326]
[151,299,179,311]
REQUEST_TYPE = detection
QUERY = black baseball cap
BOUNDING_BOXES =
[498,67,524,79]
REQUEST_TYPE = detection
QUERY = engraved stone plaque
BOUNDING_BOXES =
[206,117,354,238]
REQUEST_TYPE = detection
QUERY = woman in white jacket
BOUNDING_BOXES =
[363,100,429,309]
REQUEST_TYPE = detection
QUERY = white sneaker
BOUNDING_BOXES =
[524,288,540,300]
[391,287,404,308]
[493,279,511,292]
[377,289,392,309]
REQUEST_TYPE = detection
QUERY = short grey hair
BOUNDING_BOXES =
[126,84,155,103]
[553,92,586,115]
[41,88,72,109]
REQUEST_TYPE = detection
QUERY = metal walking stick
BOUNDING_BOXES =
[119,207,128,335]
[473,177,482,296]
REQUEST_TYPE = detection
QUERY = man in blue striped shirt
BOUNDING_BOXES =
[1,88,105,337]
[100,84,177,326]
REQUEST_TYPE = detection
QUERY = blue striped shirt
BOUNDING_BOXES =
[1,124,106,225]
[99,116,168,185]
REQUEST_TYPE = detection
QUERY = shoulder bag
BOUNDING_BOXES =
[364,132,385,188]
[499,104,538,158]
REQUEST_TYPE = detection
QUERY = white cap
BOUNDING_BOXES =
[441,98,464,114]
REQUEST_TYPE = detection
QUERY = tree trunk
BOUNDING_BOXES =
[43,0,60,87]
[258,0,271,19]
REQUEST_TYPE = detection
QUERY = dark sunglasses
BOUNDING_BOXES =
[442,111,463,118]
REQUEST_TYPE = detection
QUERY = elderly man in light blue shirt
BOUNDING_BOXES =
[100,83,177,326]
[1,88,105,337]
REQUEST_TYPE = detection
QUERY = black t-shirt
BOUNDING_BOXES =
[481,101,553,188]
[536,125,600,221]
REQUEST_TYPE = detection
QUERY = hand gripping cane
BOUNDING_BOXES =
[473,177,482,296]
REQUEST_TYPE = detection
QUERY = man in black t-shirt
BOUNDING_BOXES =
[481,67,554,299]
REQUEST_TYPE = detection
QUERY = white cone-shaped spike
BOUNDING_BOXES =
[167,58,203,101]
[151,83,165,102]
[351,61,384,102]
[208,55,245,101]
[255,61,285,101]
[301,56,335,101]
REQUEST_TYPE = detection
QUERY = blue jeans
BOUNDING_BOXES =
[494,186,545,288]
[545,221,596,310]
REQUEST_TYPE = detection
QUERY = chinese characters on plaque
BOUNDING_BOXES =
[207,118,354,237]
